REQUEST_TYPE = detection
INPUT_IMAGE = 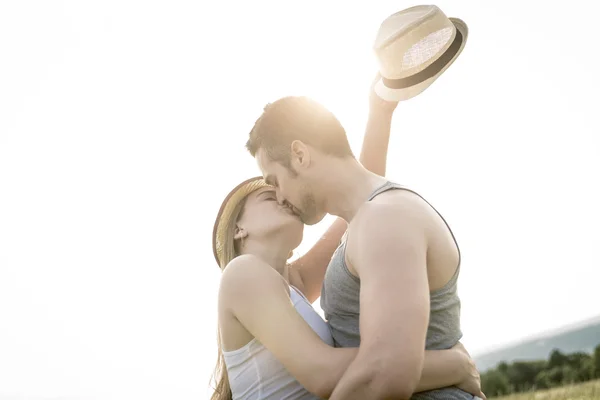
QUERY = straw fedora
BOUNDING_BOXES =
[373,5,468,102]
[212,176,270,268]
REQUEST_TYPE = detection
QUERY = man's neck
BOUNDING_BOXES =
[321,158,387,222]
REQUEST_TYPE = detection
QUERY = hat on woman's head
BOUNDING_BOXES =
[373,5,468,102]
[212,176,270,268]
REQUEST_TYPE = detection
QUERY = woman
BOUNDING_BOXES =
[210,81,483,400]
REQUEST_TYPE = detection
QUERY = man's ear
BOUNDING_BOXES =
[233,226,248,240]
[290,140,311,169]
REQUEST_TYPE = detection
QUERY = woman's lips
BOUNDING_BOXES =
[281,204,300,218]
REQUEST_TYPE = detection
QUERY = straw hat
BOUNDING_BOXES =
[373,5,468,102]
[212,176,270,268]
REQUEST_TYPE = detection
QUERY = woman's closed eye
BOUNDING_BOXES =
[259,191,277,201]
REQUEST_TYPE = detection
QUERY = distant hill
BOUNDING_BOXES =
[474,315,600,372]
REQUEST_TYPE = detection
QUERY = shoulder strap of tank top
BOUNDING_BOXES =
[367,181,402,201]
[365,181,462,277]
[289,284,313,305]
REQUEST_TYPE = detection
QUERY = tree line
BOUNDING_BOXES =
[481,344,600,397]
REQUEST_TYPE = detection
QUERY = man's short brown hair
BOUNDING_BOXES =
[246,96,354,168]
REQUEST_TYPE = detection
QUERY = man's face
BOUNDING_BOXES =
[255,148,325,225]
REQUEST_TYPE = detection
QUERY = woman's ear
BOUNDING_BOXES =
[234,226,248,241]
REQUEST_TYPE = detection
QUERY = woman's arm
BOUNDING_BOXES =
[416,344,483,396]
[219,254,356,398]
[317,345,481,399]
[220,255,482,399]
[289,77,399,303]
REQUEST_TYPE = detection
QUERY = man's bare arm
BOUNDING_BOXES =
[329,197,431,399]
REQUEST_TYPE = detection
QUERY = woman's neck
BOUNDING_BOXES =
[241,240,290,279]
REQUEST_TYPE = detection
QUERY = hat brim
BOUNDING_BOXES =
[212,176,271,268]
[374,18,468,102]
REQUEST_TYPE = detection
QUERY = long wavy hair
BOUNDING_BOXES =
[210,196,248,400]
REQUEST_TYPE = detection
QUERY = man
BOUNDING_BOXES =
[246,92,480,399]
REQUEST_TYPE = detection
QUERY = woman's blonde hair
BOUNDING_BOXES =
[210,196,248,400]
[210,181,296,399]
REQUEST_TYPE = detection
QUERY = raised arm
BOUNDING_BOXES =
[329,196,432,400]
[220,255,483,399]
[289,76,399,302]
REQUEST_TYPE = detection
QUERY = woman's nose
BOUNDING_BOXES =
[276,191,285,206]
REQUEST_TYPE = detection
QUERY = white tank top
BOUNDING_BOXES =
[223,286,334,400]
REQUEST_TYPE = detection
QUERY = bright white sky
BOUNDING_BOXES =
[1,1,598,399]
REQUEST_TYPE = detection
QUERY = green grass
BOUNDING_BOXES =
[493,379,600,400]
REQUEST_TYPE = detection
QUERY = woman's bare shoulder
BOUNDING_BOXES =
[219,255,290,305]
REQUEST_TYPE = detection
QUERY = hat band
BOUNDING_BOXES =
[382,28,463,90]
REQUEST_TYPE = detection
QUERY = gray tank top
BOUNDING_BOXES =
[320,182,473,399]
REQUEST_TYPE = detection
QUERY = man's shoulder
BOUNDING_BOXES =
[345,190,431,253]
[355,188,430,226]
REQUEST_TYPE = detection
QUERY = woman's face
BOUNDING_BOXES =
[236,187,304,249]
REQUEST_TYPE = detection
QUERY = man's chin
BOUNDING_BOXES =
[300,212,326,226]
